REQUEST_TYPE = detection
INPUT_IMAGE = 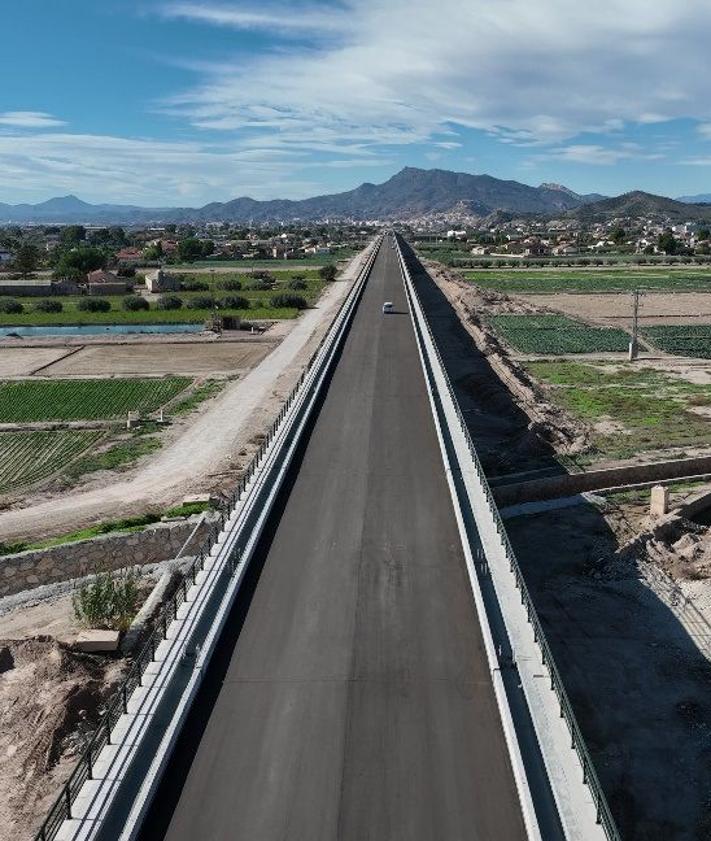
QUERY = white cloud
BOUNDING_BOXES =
[0,111,66,128]
[161,2,348,35]
[0,132,328,204]
[159,0,711,152]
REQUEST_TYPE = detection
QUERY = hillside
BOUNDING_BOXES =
[1,171,707,225]
[568,191,711,222]
[0,168,598,225]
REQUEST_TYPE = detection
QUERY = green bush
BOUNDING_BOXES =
[287,278,307,290]
[187,295,217,310]
[219,278,242,291]
[156,294,183,310]
[78,297,111,312]
[34,299,63,313]
[122,296,150,311]
[318,264,337,282]
[0,298,24,314]
[246,277,272,291]
[180,279,209,291]
[72,569,140,631]
[270,293,307,310]
[222,295,250,310]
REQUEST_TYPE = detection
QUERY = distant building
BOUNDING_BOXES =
[145,269,179,293]
[0,250,12,265]
[85,269,129,295]
[115,248,143,265]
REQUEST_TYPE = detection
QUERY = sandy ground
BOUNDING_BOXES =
[0,247,371,542]
[37,340,274,377]
[0,347,71,377]
[518,291,711,327]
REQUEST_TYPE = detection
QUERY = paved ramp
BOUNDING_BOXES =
[143,240,527,840]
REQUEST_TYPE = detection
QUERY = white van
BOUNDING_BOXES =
[382,301,394,314]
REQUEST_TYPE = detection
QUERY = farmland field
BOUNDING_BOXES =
[526,360,711,461]
[465,269,711,294]
[488,314,630,354]
[0,429,104,494]
[0,377,190,422]
[643,325,711,358]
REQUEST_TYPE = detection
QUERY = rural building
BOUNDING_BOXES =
[115,248,143,265]
[85,269,129,295]
[145,268,180,293]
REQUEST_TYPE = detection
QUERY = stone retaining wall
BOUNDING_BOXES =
[494,455,711,508]
[0,514,217,598]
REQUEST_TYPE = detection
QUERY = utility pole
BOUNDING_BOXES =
[629,289,642,360]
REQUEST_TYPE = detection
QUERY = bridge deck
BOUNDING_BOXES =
[143,240,527,840]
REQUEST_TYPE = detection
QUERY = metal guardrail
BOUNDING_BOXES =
[34,239,382,841]
[396,237,621,841]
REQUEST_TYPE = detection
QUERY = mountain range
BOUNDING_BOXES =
[0,167,709,224]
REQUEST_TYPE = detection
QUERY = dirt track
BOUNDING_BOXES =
[0,250,369,542]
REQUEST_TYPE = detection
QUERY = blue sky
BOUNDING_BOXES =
[2,0,711,205]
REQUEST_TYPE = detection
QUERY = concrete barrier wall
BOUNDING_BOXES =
[494,455,711,507]
[0,515,216,598]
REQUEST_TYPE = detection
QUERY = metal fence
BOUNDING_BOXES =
[34,239,381,841]
[396,237,622,841]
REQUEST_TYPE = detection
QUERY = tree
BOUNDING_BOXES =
[318,264,338,282]
[658,230,680,255]
[611,227,626,245]
[178,238,204,263]
[60,225,86,247]
[54,246,106,280]
[13,242,40,277]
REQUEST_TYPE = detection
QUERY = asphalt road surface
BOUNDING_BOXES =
[144,239,527,840]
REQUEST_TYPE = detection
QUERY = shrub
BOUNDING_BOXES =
[78,297,111,312]
[287,278,307,290]
[117,265,136,278]
[0,298,24,314]
[246,277,273,291]
[318,264,337,282]
[219,277,243,291]
[222,295,250,310]
[250,269,275,282]
[156,294,183,311]
[72,569,139,631]
[270,293,307,310]
[122,296,150,311]
[180,279,209,291]
[34,299,63,313]
[187,295,217,309]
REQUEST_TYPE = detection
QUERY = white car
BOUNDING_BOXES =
[382,301,394,314]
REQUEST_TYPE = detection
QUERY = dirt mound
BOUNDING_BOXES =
[0,637,124,839]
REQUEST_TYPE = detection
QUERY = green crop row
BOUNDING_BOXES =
[489,314,630,354]
[642,325,711,359]
[0,430,104,494]
[0,377,191,422]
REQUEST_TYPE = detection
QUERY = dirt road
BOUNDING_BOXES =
[0,248,371,542]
